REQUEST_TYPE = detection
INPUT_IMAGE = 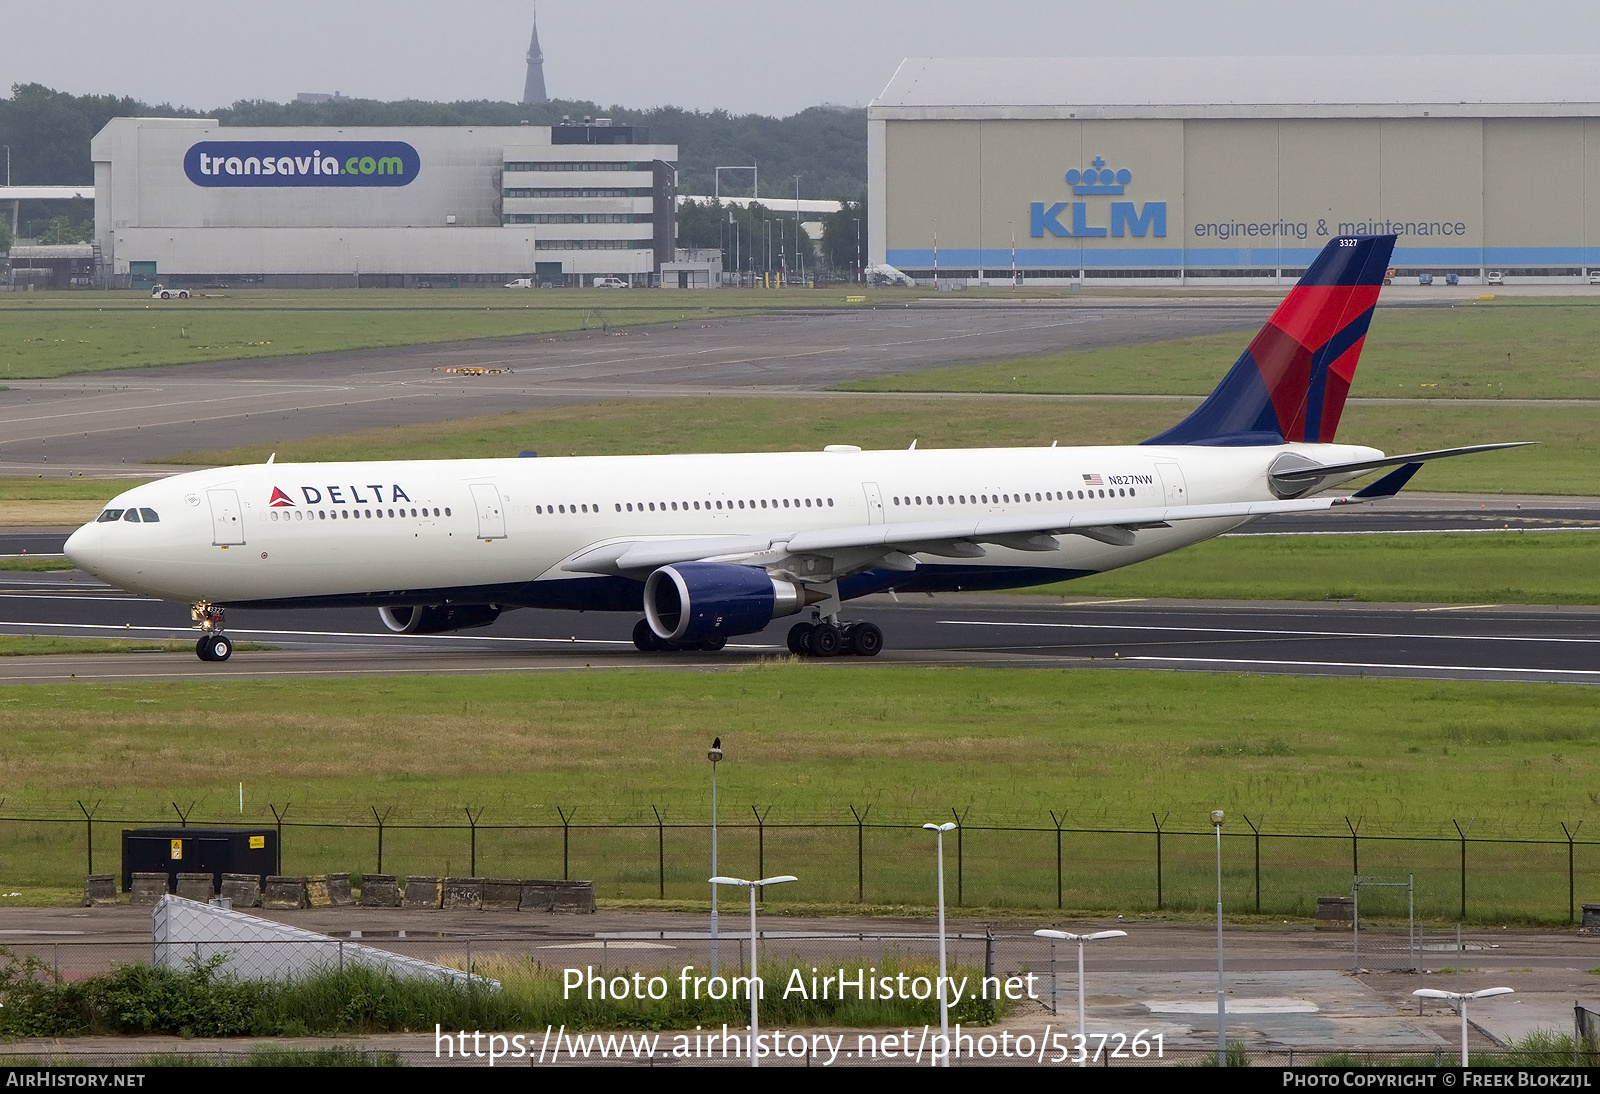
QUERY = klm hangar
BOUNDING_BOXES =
[91,117,676,288]
[867,55,1600,285]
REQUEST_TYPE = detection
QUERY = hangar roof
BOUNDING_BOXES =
[870,56,1600,120]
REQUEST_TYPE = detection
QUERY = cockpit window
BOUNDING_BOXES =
[139,508,160,523]
[122,509,141,522]
[97,509,125,523]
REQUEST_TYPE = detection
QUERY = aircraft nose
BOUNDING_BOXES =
[63,522,102,574]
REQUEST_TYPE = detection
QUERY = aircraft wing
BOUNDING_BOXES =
[560,494,1353,579]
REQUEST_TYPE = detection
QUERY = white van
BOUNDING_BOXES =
[504,278,534,289]
[593,277,628,289]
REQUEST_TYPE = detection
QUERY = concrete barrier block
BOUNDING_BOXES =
[130,872,169,907]
[481,878,522,910]
[1581,903,1600,934]
[262,875,309,910]
[82,874,118,907]
[304,875,332,907]
[551,880,596,914]
[358,874,399,907]
[221,873,261,908]
[175,872,215,902]
[326,873,353,906]
[1315,895,1354,929]
[518,880,556,912]
[443,877,483,910]
[402,876,441,909]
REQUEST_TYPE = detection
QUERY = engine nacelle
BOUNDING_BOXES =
[643,562,805,643]
[378,603,502,635]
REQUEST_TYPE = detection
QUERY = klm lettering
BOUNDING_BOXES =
[1031,201,1167,239]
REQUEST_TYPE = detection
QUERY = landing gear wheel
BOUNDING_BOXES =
[632,619,662,652]
[850,622,884,657]
[786,623,813,655]
[196,634,232,662]
[697,634,727,652]
[810,623,842,657]
[196,636,213,661]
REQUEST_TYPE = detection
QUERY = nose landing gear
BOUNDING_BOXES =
[191,602,232,662]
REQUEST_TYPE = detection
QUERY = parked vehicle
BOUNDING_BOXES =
[150,284,189,300]
[593,277,628,289]
[504,278,534,289]
[1487,271,1505,285]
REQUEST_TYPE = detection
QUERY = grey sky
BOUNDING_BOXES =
[5,1,1598,117]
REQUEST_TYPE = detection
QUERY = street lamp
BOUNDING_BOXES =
[708,738,722,976]
[923,821,957,1067]
[852,216,861,284]
[1414,987,1513,1066]
[1212,808,1226,1066]
[1033,928,1126,1066]
[793,174,802,287]
[1007,219,1017,288]
[709,873,798,1067]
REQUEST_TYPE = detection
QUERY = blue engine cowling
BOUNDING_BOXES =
[378,603,502,635]
[644,562,804,643]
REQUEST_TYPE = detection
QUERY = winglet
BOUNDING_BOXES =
[1351,462,1423,499]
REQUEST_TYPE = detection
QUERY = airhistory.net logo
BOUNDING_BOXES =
[184,141,420,187]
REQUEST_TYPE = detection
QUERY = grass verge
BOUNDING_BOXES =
[838,299,1600,400]
[0,668,1597,921]
[1030,530,1600,604]
[0,637,272,656]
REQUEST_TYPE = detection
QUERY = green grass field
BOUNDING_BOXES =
[163,394,1591,495]
[1,668,1596,922]
[1031,531,1600,604]
[0,288,884,380]
[838,300,1600,400]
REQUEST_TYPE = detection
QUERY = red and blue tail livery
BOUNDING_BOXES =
[1145,234,1396,446]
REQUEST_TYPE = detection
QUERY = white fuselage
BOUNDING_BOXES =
[65,441,1379,609]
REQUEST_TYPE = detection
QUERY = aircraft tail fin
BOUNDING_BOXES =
[1143,234,1396,446]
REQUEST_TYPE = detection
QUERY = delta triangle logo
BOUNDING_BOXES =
[268,487,296,507]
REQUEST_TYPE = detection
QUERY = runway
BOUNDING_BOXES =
[0,566,1594,684]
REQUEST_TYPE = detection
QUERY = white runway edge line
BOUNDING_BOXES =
[1124,655,1600,679]
[937,619,1600,646]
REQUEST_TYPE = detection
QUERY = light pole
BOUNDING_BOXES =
[853,216,861,284]
[1414,987,1513,1065]
[1008,219,1017,287]
[710,873,798,1067]
[1033,928,1127,1066]
[793,174,802,286]
[923,821,957,1067]
[708,738,722,976]
[1212,808,1226,1066]
[932,219,939,289]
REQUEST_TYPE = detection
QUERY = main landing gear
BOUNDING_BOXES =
[631,619,727,653]
[786,619,883,658]
[191,602,232,662]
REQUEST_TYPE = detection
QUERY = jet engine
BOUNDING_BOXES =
[643,562,809,643]
[378,603,502,635]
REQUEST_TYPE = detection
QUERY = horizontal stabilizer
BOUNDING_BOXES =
[1271,442,1532,484]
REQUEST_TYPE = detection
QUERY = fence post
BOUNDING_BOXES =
[952,807,969,907]
[76,800,100,876]
[1152,812,1169,910]
[556,806,574,880]
[1453,818,1474,921]
[464,806,484,877]
[652,806,666,900]
[171,801,195,827]
[752,806,772,902]
[268,803,289,875]
[1049,810,1067,910]
[1561,822,1582,925]
[371,806,394,874]
[1244,815,1264,915]
[848,805,870,903]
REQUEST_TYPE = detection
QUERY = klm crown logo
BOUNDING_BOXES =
[1066,157,1131,195]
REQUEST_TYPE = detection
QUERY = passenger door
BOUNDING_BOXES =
[207,489,245,545]
[862,482,885,525]
[470,483,507,539]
